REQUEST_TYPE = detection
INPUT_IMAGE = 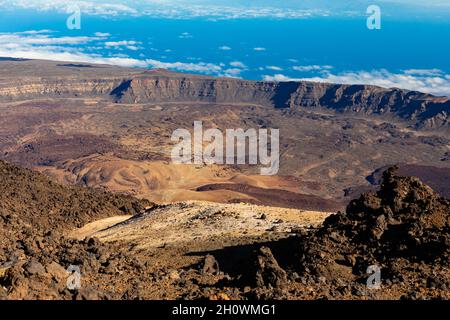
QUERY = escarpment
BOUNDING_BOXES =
[112,77,280,105]
[0,59,448,131]
[0,79,122,99]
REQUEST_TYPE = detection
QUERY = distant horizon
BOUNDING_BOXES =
[2,56,449,98]
[1,1,450,95]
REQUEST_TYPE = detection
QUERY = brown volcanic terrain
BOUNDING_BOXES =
[0,58,449,300]
[1,160,449,300]
[1,59,449,131]
[0,159,333,299]
[0,58,449,211]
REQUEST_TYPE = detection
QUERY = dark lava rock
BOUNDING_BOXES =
[298,166,450,287]
[24,260,46,276]
[255,247,287,288]
[201,254,220,275]
[76,286,103,300]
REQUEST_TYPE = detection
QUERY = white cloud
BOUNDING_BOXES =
[0,32,144,68]
[105,40,142,51]
[1,0,448,20]
[379,0,450,7]
[145,59,222,74]
[139,3,328,20]
[94,32,111,37]
[0,31,233,77]
[15,29,54,35]
[222,62,247,78]
[0,48,148,68]
[0,33,226,74]
[222,68,243,78]
[2,0,139,16]
[263,69,450,96]
[293,65,333,72]
[266,66,283,71]
[219,46,232,51]
[229,61,246,68]
[0,34,101,46]
[0,34,143,67]
[403,68,443,76]
[105,40,140,46]
[263,74,299,82]
[178,32,193,39]
[253,47,266,51]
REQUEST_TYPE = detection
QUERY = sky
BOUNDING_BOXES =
[1,0,449,17]
[0,0,449,96]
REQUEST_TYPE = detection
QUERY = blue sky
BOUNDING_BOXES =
[0,0,449,95]
[1,0,449,19]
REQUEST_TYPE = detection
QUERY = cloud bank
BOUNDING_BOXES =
[1,30,448,96]
[0,30,245,77]
[0,0,331,19]
[263,69,450,96]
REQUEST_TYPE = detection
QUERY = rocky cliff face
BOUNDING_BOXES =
[0,59,448,131]
[113,77,278,105]
[113,75,450,130]
[0,79,121,99]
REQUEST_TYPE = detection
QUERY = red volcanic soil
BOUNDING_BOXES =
[196,183,344,212]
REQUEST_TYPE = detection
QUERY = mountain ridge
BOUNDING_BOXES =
[0,58,448,131]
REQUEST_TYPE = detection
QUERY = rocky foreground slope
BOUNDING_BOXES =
[0,59,448,131]
[294,166,450,299]
[0,160,151,299]
[0,161,449,300]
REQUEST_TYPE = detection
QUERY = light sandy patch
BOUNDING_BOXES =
[34,154,308,205]
[68,215,132,240]
[84,201,332,249]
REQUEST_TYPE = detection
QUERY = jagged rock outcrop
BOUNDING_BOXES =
[201,255,220,275]
[298,166,450,292]
[254,247,288,289]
